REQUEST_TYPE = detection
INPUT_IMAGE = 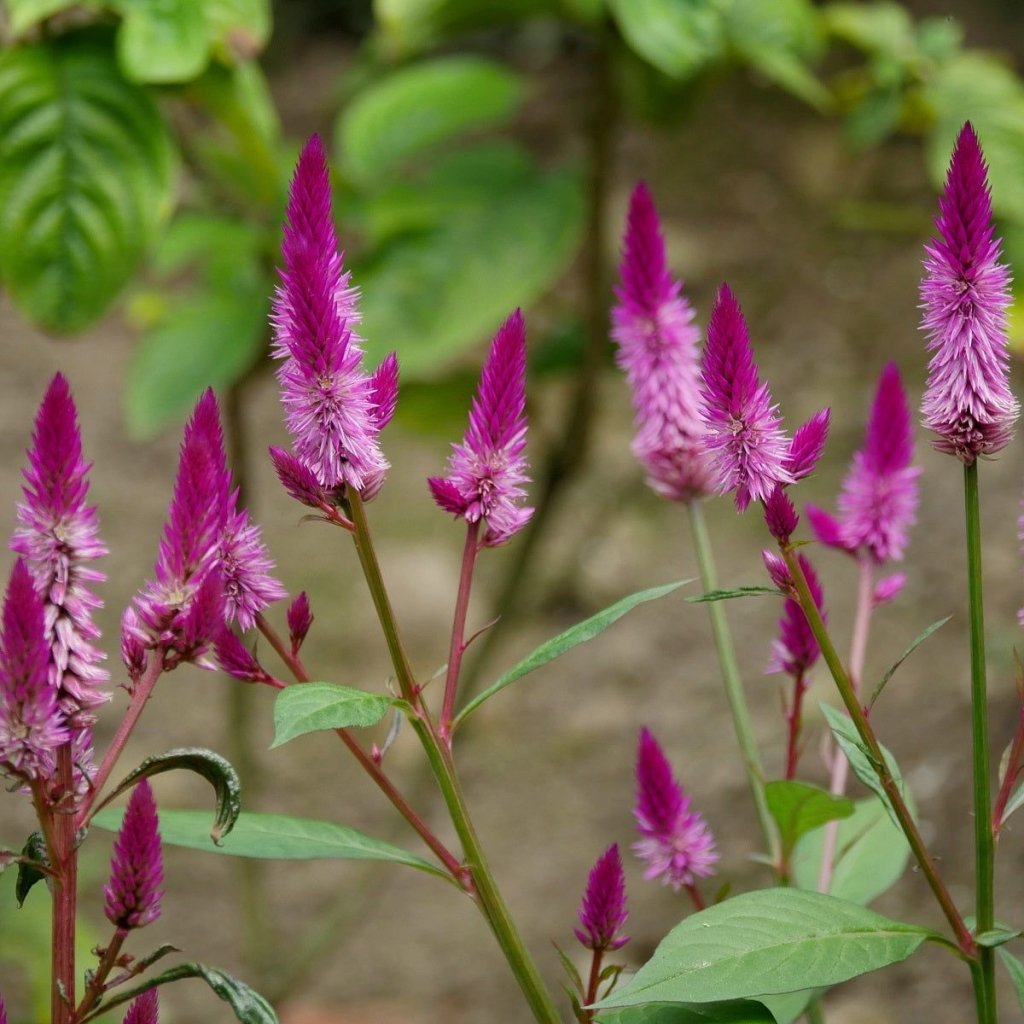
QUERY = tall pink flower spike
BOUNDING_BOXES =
[104,778,163,930]
[921,122,1018,462]
[574,843,629,952]
[429,309,534,547]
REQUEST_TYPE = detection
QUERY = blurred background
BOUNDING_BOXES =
[2,0,1024,1021]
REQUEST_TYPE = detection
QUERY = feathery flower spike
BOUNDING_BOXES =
[921,122,1018,462]
[768,554,826,677]
[700,284,793,510]
[808,363,920,564]
[122,988,158,1024]
[428,310,534,546]
[105,779,163,930]
[11,374,108,728]
[0,560,69,781]
[574,843,629,952]
[272,135,396,497]
[633,727,717,891]
[612,183,713,501]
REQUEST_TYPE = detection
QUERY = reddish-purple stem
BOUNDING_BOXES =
[581,947,605,1024]
[440,521,481,745]
[75,928,128,1019]
[685,882,706,911]
[52,745,77,1024]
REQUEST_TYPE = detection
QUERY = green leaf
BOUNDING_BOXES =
[594,889,931,1008]
[822,1,916,61]
[596,1002,775,1023]
[686,586,780,603]
[0,33,176,333]
[756,991,818,1024]
[5,0,83,34]
[357,160,585,375]
[272,683,397,748]
[94,748,241,843]
[998,947,1024,1012]
[792,797,910,906]
[337,55,525,185]
[456,581,690,727]
[113,0,212,83]
[975,928,1020,949]
[91,809,450,881]
[765,780,854,859]
[819,704,908,829]
[868,615,952,709]
[608,0,724,80]
[87,962,277,1024]
[15,832,48,907]
[203,0,272,59]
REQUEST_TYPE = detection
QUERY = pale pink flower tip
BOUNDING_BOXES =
[612,182,713,502]
[428,309,534,546]
[105,778,163,930]
[272,134,397,498]
[0,559,69,782]
[574,843,629,952]
[633,727,717,892]
[122,988,158,1024]
[921,122,1018,463]
[700,284,793,510]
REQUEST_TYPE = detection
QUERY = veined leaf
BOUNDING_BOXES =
[456,581,691,727]
[609,0,724,80]
[998,947,1024,1012]
[0,33,176,333]
[113,0,212,83]
[765,780,853,859]
[272,683,397,747]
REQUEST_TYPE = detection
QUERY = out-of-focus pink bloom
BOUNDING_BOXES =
[11,374,108,728]
[611,183,714,502]
[574,843,629,952]
[874,573,907,607]
[272,135,397,499]
[768,554,826,677]
[104,779,163,930]
[921,122,1018,462]
[429,310,533,546]
[700,285,793,510]
[633,727,717,891]
[0,560,69,782]
[122,988,158,1024]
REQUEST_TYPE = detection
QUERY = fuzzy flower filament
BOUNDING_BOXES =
[612,183,713,501]
[574,844,629,952]
[921,122,1018,462]
[104,779,163,930]
[429,310,534,546]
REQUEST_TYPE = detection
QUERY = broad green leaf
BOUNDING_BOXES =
[596,1002,775,1023]
[272,683,397,748]
[456,581,690,726]
[820,704,907,828]
[792,797,910,906]
[608,0,724,80]
[357,163,584,374]
[821,1,916,61]
[5,0,84,34]
[868,615,952,709]
[765,781,853,859]
[90,962,277,1023]
[204,0,272,58]
[94,809,451,882]
[94,748,241,843]
[337,55,525,185]
[998,947,1024,1012]
[0,33,176,333]
[595,889,931,1008]
[686,586,779,603]
[113,0,212,83]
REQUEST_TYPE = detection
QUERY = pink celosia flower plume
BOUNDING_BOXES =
[0,990,7,1024]
[122,989,158,1024]
[633,727,717,891]
[11,374,108,727]
[808,362,920,567]
[104,778,163,930]
[429,309,534,546]
[0,559,69,782]
[768,554,826,678]
[612,183,713,501]
[574,843,629,952]
[921,122,1018,463]
[272,135,397,500]
[700,284,794,510]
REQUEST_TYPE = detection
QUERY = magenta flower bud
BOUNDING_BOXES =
[921,123,1018,462]
[428,309,534,546]
[768,554,826,677]
[120,609,149,687]
[764,485,799,544]
[700,284,793,510]
[785,409,831,482]
[122,988,158,1024]
[214,628,273,684]
[574,843,629,952]
[0,559,69,782]
[762,550,794,596]
[268,446,332,509]
[105,779,163,930]
[874,573,906,607]
[287,592,313,655]
[634,727,717,891]
[611,183,714,502]
[12,374,108,730]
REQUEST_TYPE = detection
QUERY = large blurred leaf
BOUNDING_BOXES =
[204,0,272,60]
[357,147,584,374]
[608,0,724,80]
[5,0,83,34]
[0,33,176,333]
[336,55,526,186]
[113,0,212,83]
[821,1,916,62]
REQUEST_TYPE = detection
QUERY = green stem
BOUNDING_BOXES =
[687,500,778,862]
[964,462,997,1021]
